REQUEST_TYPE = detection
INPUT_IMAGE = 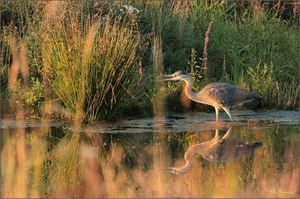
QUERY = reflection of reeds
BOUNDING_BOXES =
[47,132,81,197]
[152,31,167,196]
[2,32,29,197]
[29,128,47,198]
[79,144,104,197]
[1,129,27,197]
[1,121,299,197]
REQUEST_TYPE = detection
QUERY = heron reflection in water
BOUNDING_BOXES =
[158,71,263,122]
[167,126,263,175]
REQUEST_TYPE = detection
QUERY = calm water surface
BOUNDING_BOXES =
[1,110,299,198]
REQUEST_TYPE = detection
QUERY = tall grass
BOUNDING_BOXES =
[85,15,142,121]
[138,0,299,111]
[0,0,299,120]
[0,1,145,122]
[36,2,143,122]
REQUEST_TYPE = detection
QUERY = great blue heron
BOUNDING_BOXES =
[158,71,263,121]
[167,127,263,175]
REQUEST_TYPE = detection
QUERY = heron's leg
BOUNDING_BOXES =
[222,126,232,140]
[215,107,219,121]
[222,106,233,122]
[214,129,219,137]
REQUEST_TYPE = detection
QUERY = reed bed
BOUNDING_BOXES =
[1,0,299,121]
[0,0,299,198]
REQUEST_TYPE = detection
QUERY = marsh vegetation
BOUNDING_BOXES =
[1,0,299,121]
[0,0,299,198]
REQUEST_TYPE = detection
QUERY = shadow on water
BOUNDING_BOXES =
[0,110,299,198]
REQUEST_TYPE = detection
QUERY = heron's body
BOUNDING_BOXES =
[158,71,263,121]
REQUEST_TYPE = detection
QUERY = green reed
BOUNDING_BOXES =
[40,3,142,121]
[0,0,299,120]
[138,0,299,111]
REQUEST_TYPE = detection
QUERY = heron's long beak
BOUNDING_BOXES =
[157,74,176,81]
[165,167,188,176]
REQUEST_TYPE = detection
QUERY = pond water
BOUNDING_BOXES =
[0,110,299,198]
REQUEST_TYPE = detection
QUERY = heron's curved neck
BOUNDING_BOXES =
[177,149,193,173]
[182,143,205,169]
[172,143,206,175]
[182,78,204,103]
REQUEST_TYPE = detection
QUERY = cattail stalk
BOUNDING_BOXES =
[202,21,213,75]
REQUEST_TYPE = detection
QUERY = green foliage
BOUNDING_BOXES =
[143,0,299,110]
[246,62,273,97]
[85,17,142,121]
[30,3,144,122]
[0,0,299,121]
[25,77,45,106]
[188,48,203,82]
[9,77,44,107]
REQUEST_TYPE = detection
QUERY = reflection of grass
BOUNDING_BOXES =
[1,125,299,197]
[47,132,81,196]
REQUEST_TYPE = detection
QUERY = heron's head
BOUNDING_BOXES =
[157,71,192,82]
[165,167,188,176]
